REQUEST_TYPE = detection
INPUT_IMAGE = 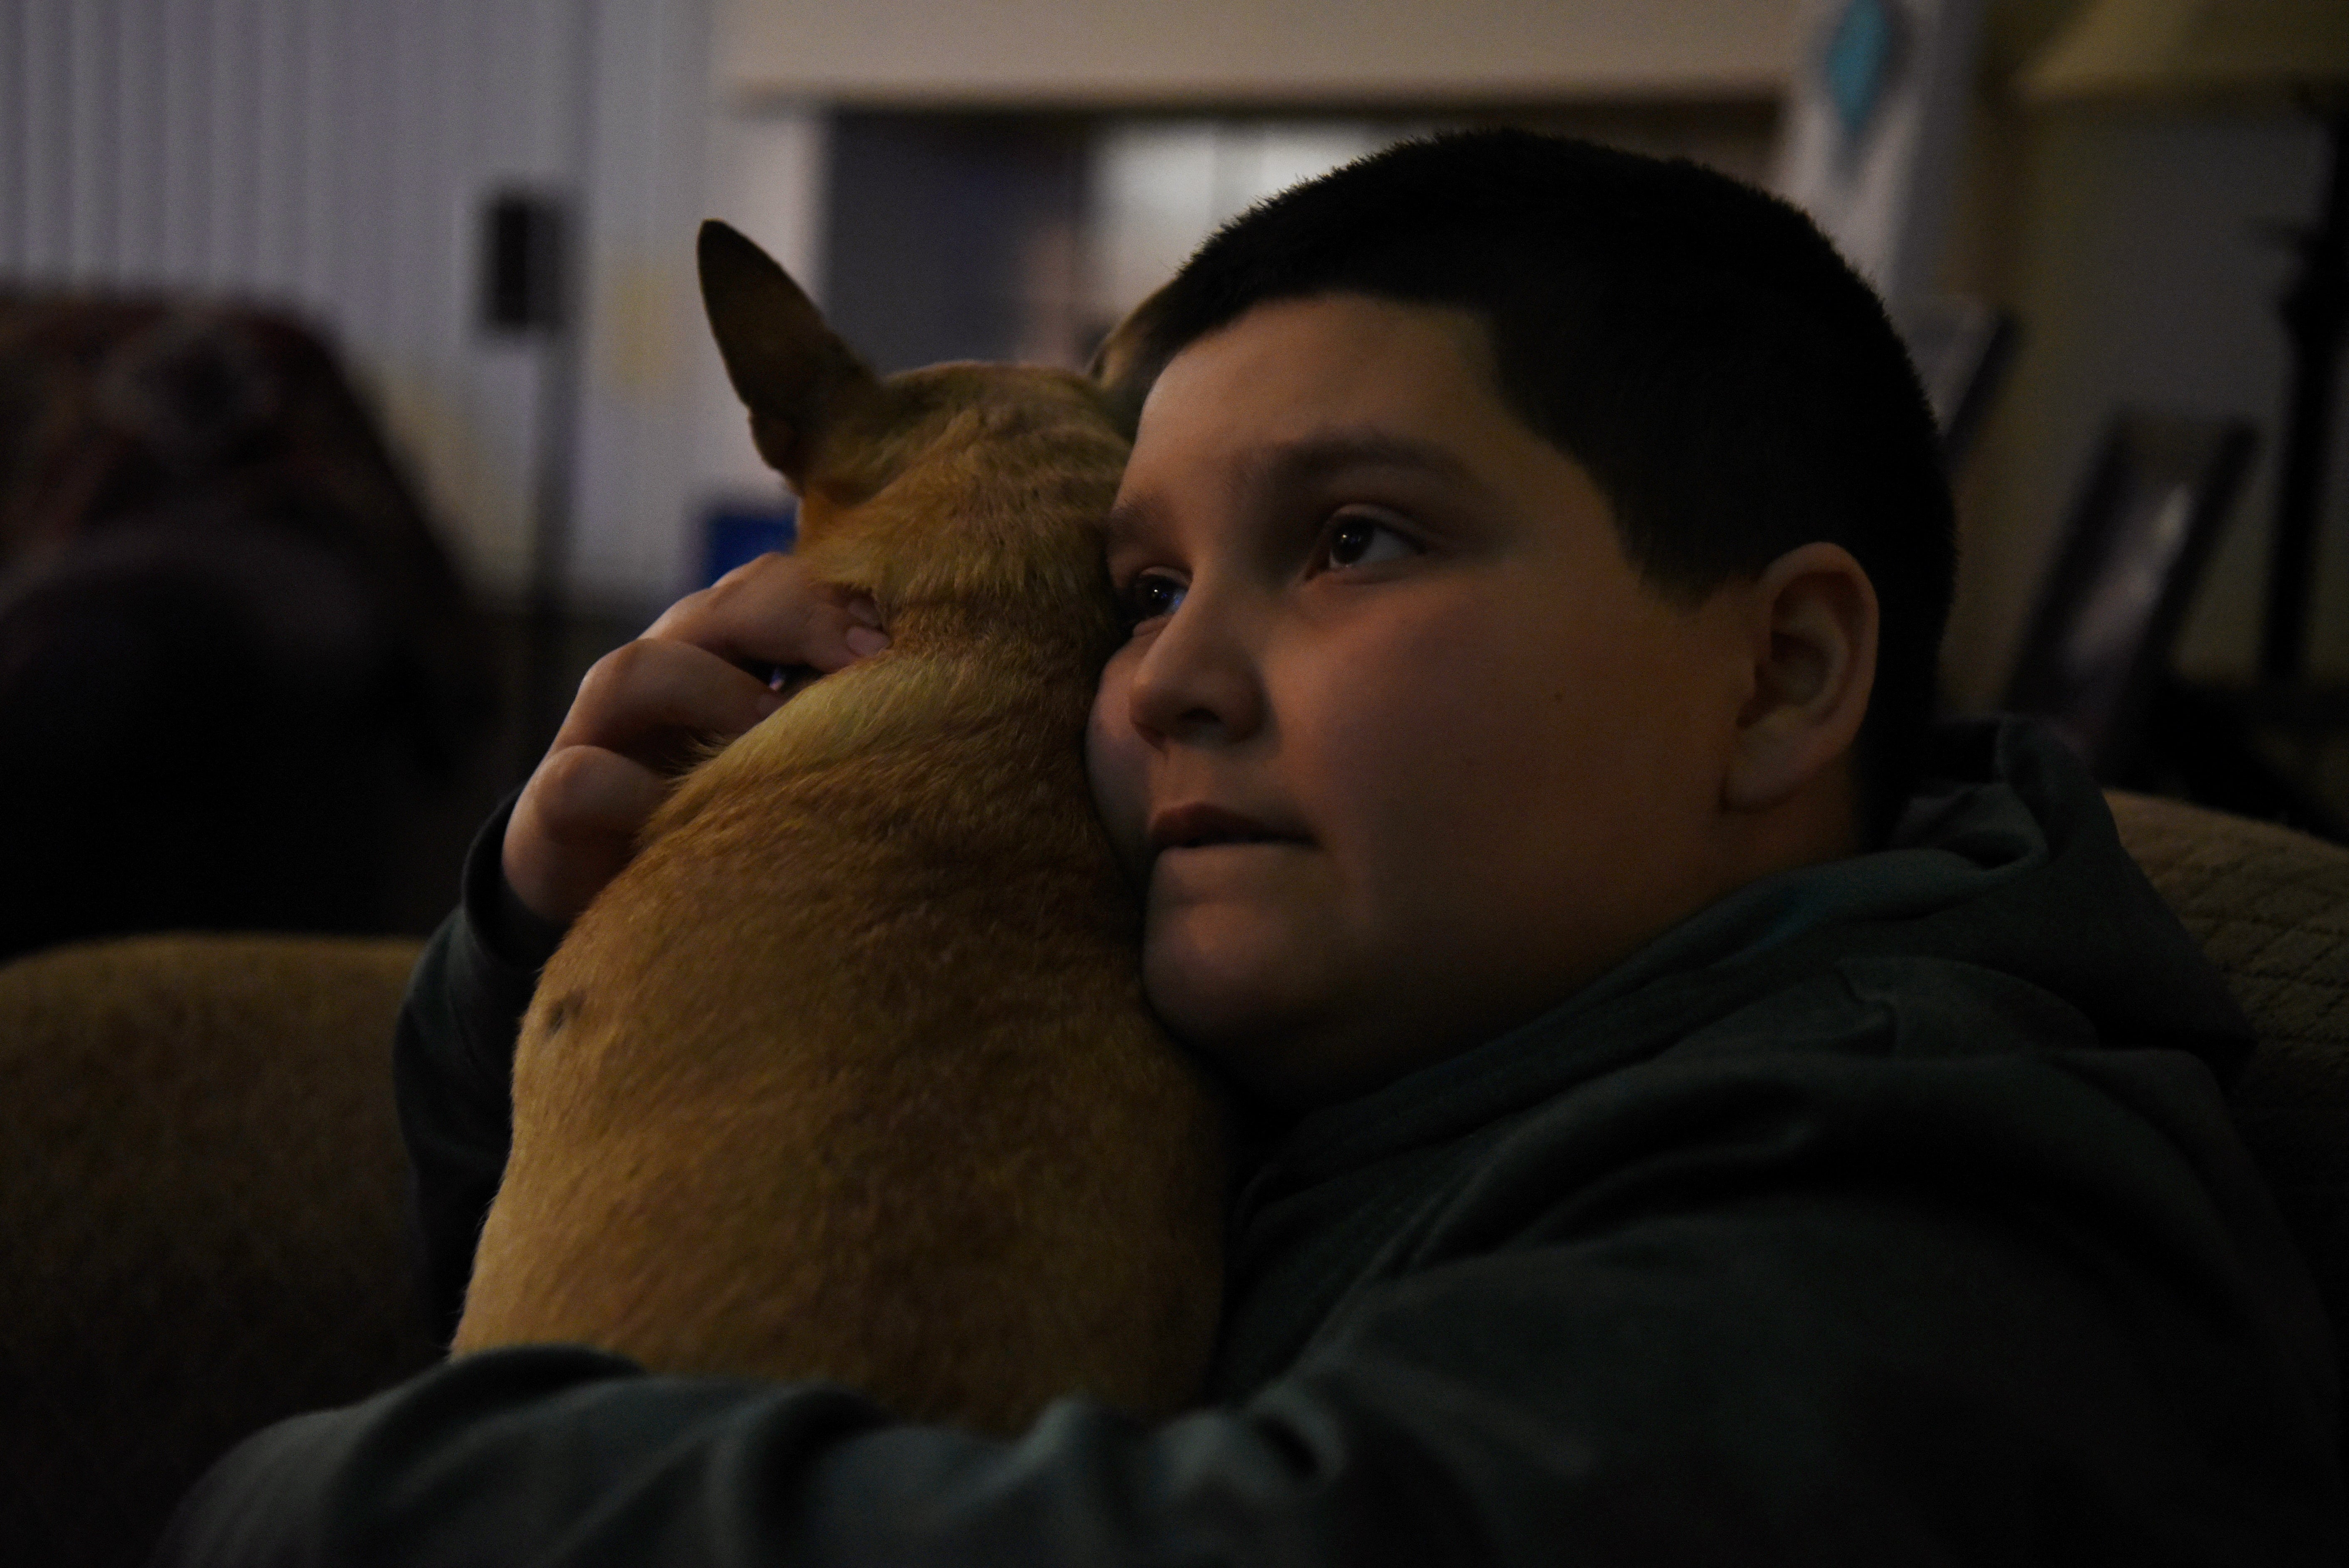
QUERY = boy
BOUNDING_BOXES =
[164,131,2345,1563]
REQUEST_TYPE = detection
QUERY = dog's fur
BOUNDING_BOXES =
[451,224,1227,1432]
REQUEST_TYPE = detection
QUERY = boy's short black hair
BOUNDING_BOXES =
[1105,129,1955,840]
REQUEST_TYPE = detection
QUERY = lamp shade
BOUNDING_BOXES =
[2020,0,2349,104]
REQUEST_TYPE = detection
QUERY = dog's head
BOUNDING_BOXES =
[699,222,1131,626]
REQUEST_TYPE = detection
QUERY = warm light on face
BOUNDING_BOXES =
[1086,294,1760,1108]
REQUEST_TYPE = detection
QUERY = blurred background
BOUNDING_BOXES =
[0,0,2344,949]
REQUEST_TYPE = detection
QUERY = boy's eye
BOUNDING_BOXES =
[1321,510,1421,571]
[1122,570,1187,626]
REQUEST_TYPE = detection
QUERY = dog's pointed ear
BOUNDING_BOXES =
[1087,282,1174,439]
[698,220,879,488]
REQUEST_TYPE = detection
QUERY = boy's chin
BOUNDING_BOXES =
[1143,937,1333,1108]
[1140,938,1413,1111]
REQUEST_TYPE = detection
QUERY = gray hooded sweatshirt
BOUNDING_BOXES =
[158,718,2348,1565]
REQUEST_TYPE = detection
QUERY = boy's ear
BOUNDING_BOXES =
[697,220,880,489]
[1722,542,1879,816]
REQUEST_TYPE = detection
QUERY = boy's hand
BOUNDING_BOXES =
[502,552,889,929]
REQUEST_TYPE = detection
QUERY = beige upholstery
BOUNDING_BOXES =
[4,799,2347,1562]
[2109,791,2349,1362]
[0,934,439,1568]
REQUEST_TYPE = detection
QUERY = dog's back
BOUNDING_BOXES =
[452,232,1227,1431]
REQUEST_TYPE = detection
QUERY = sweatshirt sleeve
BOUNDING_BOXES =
[150,1175,2348,1567]
[392,792,567,1340]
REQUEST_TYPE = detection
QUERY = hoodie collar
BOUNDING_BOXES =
[1253,717,2253,1191]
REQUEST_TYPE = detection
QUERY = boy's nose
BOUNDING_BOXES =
[1123,589,1266,748]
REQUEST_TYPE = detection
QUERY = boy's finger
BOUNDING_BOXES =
[520,743,670,843]
[555,639,784,765]
[648,552,889,673]
[504,744,671,926]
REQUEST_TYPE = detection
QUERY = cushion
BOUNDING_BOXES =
[0,933,440,1568]
[2108,790,2349,1367]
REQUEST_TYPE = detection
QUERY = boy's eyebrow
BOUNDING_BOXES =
[1104,429,1479,545]
[1253,430,1478,492]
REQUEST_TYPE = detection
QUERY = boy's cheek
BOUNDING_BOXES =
[1083,692,1151,883]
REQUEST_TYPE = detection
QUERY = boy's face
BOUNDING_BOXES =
[1089,293,1761,1108]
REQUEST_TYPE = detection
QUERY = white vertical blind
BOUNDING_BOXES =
[0,0,715,606]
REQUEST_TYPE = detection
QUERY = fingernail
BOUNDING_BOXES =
[844,626,890,658]
[846,597,882,628]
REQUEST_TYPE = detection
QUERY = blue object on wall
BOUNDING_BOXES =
[1823,0,1901,148]
[701,501,798,585]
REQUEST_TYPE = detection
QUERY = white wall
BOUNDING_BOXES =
[1943,106,2348,703]
[716,0,1799,104]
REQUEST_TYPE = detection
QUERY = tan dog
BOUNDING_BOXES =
[452,223,1226,1432]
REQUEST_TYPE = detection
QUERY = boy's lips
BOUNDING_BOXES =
[1147,803,1306,855]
